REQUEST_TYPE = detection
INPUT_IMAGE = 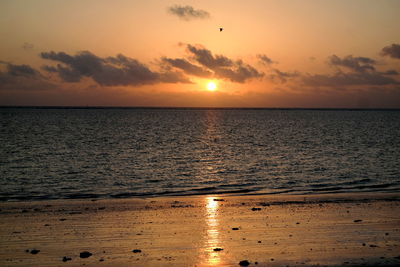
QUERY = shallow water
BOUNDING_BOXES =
[1,108,399,201]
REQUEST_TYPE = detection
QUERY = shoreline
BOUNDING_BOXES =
[1,192,400,266]
[1,190,399,204]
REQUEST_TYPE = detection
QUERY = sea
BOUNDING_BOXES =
[0,107,399,201]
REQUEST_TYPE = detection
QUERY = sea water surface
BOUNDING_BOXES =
[0,108,399,201]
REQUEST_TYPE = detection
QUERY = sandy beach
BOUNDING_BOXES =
[1,193,400,267]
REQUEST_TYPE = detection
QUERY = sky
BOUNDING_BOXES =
[1,0,400,108]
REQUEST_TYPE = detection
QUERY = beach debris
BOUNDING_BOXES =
[239,260,250,266]
[258,241,262,243]
[59,218,67,221]
[79,251,92,258]
[62,256,72,262]
[213,248,223,251]
[232,227,240,230]
[30,249,40,254]
[99,258,104,262]
[369,244,378,248]
[251,207,261,211]
[98,207,106,210]
[362,243,366,246]
[213,198,225,201]
[259,202,270,206]
[132,249,142,253]
[353,219,362,223]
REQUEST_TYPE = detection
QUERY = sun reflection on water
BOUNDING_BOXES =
[204,196,221,266]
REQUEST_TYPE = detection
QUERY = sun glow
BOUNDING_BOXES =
[206,81,217,91]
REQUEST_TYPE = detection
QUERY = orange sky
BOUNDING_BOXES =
[1,0,400,108]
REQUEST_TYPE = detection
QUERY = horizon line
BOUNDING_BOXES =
[1,105,399,111]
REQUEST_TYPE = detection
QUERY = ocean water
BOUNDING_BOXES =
[0,108,399,201]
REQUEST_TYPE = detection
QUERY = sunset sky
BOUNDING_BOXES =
[1,0,400,108]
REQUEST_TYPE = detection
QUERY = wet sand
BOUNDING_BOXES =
[1,193,400,267]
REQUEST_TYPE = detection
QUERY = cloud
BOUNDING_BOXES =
[187,45,233,68]
[257,54,275,65]
[381,69,399,75]
[22,42,34,50]
[269,69,299,83]
[381,43,400,59]
[161,57,212,78]
[301,53,400,87]
[41,51,191,86]
[0,63,54,91]
[302,71,399,87]
[328,55,376,72]
[185,44,263,82]
[7,63,39,77]
[168,5,210,21]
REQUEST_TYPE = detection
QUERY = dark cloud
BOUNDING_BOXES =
[302,71,399,87]
[329,55,376,72]
[257,54,274,65]
[214,61,262,83]
[185,44,263,83]
[0,63,54,91]
[381,43,400,59]
[168,5,210,21]
[381,69,399,76]
[301,53,400,87]
[7,63,39,77]
[187,45,233,69]
[161,57,212,78]
[41,51,191,86]
[269,69,299,83]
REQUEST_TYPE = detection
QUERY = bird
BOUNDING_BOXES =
[219,27,223,32]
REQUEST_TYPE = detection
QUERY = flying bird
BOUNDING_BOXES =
[219,27,223,32]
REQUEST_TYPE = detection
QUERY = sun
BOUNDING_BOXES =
[206,81,217,91]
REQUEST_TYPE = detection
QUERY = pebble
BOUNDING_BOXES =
[80,251,92,258]
[213,248,223,251]
[62,256,72,262]
[30,249,40,255]
[239,260,250,266]
[132,249,142,253]
[251,208,261,211]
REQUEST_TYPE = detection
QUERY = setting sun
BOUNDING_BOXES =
[206,81,217,91]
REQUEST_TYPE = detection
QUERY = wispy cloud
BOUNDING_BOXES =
[168,5,210,21]
[329,55,376,73]
[22,42,34,50]
[257,54,275,65]
[302,71,399,87]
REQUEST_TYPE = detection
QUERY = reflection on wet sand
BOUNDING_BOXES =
[204,196,222,266]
